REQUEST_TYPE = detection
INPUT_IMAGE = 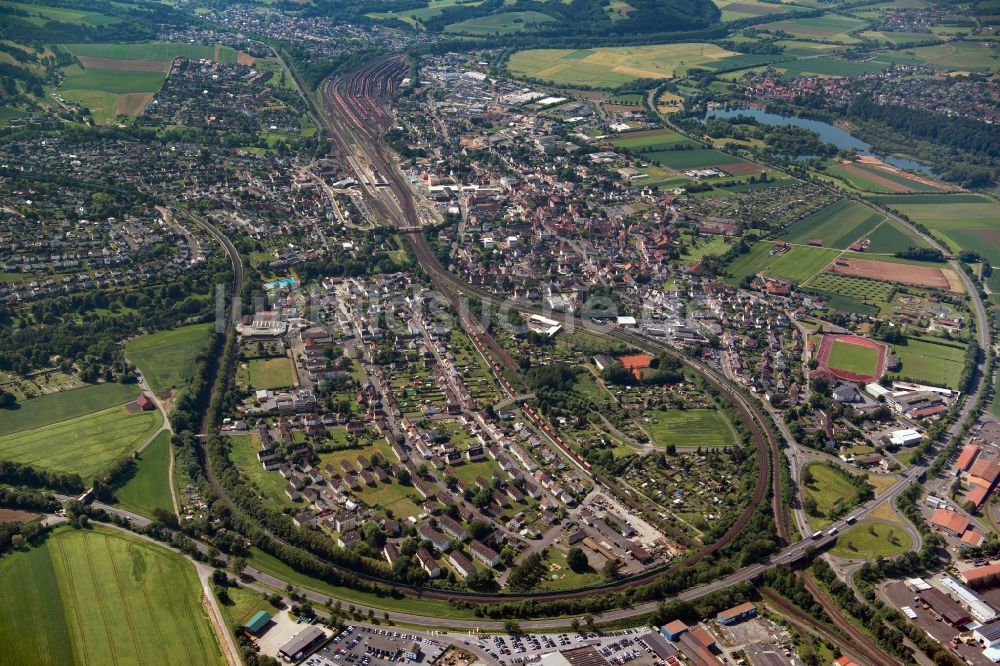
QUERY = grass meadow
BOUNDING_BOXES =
[126,323,214,394]
[830,520,912,558]
[113,431,173,517]
[725,242,840,283]
[0,527,222,665]
[803,462,862,530]
[889,337,966,389]
[643,408,736,448]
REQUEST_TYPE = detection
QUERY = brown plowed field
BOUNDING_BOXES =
[826,257,959,291]
[839,162,910,193]
[76,56,170,73]
[116,92,155,116]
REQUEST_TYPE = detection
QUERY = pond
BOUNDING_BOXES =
[702,107,937,177]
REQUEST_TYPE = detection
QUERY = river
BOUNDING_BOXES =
[703,107,938,177]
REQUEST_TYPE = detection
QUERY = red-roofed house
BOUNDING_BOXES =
[930,508,970,536]
[969,458,1000,490]
[962,563,1000,588]
[962,530,985,548]
[969,485,990,509]
[957,445,981,472]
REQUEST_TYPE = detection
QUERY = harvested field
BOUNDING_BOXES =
[838,162,911,193]
[826,257,958,291]
[115,91,154,116]
[722,162,765,176]
[0,508,39,523]
[237,51,256,66]
[76,56,171,73]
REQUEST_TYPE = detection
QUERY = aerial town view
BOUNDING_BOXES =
[0,0,998,664]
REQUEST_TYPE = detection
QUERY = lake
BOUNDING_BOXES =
[703,107,937,177]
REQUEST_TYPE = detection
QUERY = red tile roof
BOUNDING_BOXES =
[957,445,981,472]
[930,508,970,534]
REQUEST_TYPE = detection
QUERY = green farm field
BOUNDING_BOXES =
[126,323,213,394]
[871,194,1000,265]
[0,404,162,483]
[366,0,484,27]
[828,162,944,194]
[779,199,885,249]
[826,339,880,376]
[864,218,929,254]
[726,242,840,283]
[761,14,868,42]
[0,527,223,666]
[714,0,801,21]
[609,128,692,150]
[643,408,736,448]
[445,11,556,33]
[830,520,912,558]
[0,382,140,437]
[889,337,966,389]
[776,57,886,77]
[65,42,240,64]
[803,462,862,530]
[113,431,173,517]
[870,41,1000,74]
[0,0,119,26]
[508,43,745,87]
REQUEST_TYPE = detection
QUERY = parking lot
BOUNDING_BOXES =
[306,626,447,666]
[461,628,662,666]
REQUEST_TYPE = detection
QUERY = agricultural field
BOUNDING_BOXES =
[871,194,1000,267]
[826,339,880,376]
[64,42,242,64]
[870,40,1000,74]
[829,520,912,558]
[0,527,223,666]
[778,199,885,249]
[507,43,748,88]
[775,57,887,78]
[642,408,736,448]
[726,242,840,283]
[828,160,945,194]
[112,431,173,517]
[0,382,140,437]
[445,11,556,34]
[714,0,801,21]
[609,128,692,150]
[802,462,863,530]
[864,218,929,254]
[760,14,869,42]
[0,0,119,26]
[0,404,162,483]
[889,337,967,389]
[366,0,484,28]
[126,323,213,394]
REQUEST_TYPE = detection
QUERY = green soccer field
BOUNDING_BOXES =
[0,405,162,483]
[0,527,223,666]
[126,323,214,394]
[244,357,295,390]
[889,337,967,389]
[826,340,879,376]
